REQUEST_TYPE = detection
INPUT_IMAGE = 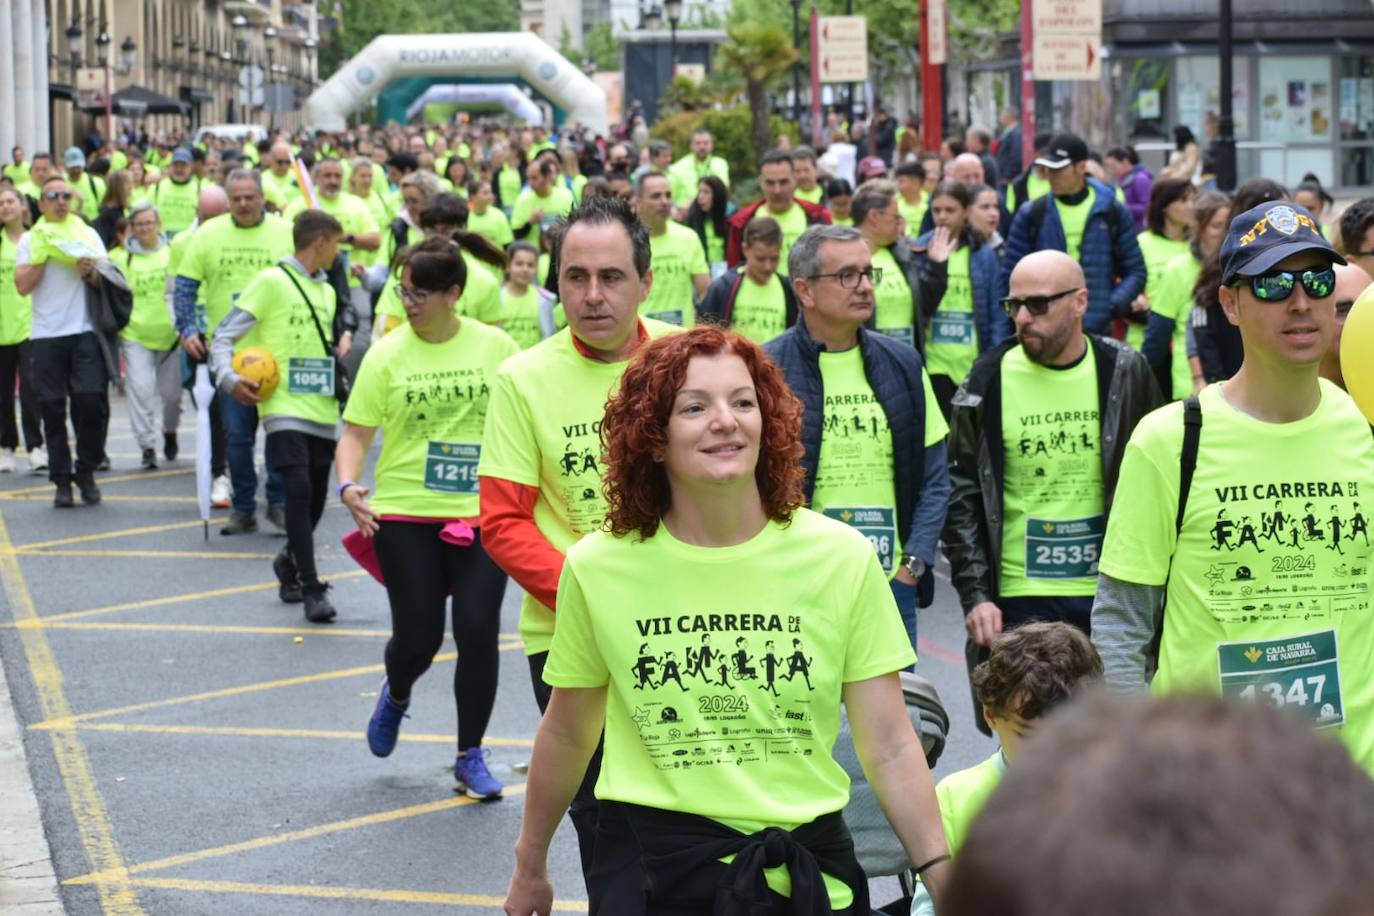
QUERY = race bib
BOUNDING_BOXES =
[930,310,976,346]
[287,357,335,396]
[424,442,480,493]
[878,326,914,347]
[1024,515,1103,579]
[822,506,897,572]
[1218,629,1344,729]
[646,309,685,326]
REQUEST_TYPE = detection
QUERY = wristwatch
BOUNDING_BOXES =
[901,554,927,580]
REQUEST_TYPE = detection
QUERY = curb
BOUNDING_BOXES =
[0,645,64,914]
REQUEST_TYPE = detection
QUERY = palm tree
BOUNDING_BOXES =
[716,23,797,165]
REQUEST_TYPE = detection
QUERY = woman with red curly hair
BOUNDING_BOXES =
[505,326,951,915]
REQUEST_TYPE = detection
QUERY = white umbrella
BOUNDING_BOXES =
[193,363,215,539]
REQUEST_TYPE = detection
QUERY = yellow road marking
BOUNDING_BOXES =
[112,877,586,911]
[65,721,535,746]
[25,621,393,638]
[65,784,530,886]
[15,518,227,551]
[0,493,200,504]
[33,572,371,624]
[15,548,279,560]
[0,510,146,913]
[0,466,193,496]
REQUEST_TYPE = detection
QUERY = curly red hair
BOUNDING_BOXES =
[601,326,806,539]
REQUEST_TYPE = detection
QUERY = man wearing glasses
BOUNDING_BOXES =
[766,225,951,666]
[13,176,111,507]
[260,141,302,214]
[945,249,1160,734]
[1094,201,1374,774]
[1319,263,1366,392]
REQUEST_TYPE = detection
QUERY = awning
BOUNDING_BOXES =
[79,84,189,116]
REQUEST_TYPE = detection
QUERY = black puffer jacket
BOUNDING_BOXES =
[942,334,1164,612]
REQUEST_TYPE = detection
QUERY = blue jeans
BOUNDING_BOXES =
[217,390,284,514]
[890,578,919,671]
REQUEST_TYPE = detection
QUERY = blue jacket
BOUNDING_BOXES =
[998,177,1147,335]
[764,318,951,607]
[914,228,1014,355]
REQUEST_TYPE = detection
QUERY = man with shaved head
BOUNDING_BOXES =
[1319,262,1368,391]
[944,249,1161,734]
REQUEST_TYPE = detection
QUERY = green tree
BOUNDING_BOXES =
[715,23,797,164]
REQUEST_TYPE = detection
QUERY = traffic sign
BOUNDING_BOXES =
[75,67,107,108]
[816,15,868,84]
[926,0,947,66]
[1031,0,1101,81]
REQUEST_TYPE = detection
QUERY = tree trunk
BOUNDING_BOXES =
[747,79,771,167]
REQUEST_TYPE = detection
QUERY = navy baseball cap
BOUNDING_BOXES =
[1219,201,1345,286]
[171,147,193,164]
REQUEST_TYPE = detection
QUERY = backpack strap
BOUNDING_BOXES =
[1176,395,1202,535]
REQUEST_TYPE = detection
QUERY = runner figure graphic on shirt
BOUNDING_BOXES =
[560,443,581,477]
[632,644,658,690]
[656,650,688,691]
[1303,503,1324,542]
[760,641,783,697]
[1350,503,1370,546]
[1236,516,1264,553]
[731,637,757,681]
[1263,501,1289,543]
[1211,509,1235,551]
[686,634,717,684]
[783,638,815,690]
[1329,506,1346,554]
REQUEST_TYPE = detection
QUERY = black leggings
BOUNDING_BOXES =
[0,342,41,451]
[373,522,508,751]
[267,430,332,587]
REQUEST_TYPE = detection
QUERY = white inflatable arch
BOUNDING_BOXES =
[405,84,545,125]
[305,32,608,133]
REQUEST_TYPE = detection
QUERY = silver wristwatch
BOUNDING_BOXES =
[902,554,927,580]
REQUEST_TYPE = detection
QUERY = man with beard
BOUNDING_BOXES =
[943,250,1160,734]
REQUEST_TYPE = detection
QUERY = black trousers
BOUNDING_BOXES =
[0,341,42,451]
[266,430,333,588]
[28,333,107,484]
[373,522,508,751]
[529,650,604,881]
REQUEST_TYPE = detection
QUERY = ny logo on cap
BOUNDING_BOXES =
[1239,205,1318,247]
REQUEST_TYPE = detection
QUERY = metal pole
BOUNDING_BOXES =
[1020,0,1035,169]
[792,0,802,123]
[844,0,854,126]
[1216,0,1236,190]
[669,21,677,77]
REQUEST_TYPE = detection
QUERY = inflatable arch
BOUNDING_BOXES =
[304,32,608,133]
[405,84,546,125]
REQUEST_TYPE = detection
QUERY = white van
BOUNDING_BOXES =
[193,123,268,146]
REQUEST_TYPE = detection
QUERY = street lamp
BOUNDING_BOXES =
[118,36,137,75]
[303,37,318,89]
[96,29,110,67]
[644,6,662,30]
[665,0,682,76]
[65,18,82,82]
[232,15,250,63]
[264,26,278,131]
[790,0,802,121]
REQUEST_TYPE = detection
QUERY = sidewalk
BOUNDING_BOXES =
[0,645,64,914]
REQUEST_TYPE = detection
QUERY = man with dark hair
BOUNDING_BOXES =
[512,158,574,251]
[1338,196,1374,280]
[211,209,345,624]
[668,128,729,210]
[944,693,1374,916]
[894,161,928,234]
[994,108,1021,190]
[635,172,708,326]
[479,196,679,876]
[791,146,826,205]
[725,149,831,275]
[851,178,939,348]
[698,216,797,342]
[4,145,29,186]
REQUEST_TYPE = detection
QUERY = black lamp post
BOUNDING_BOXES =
[65,18,82,83]
[119,36,137,75]
[790,0,802,122]
[665,0,682,77]
[304,37,318,89]
[264,26,278,131]
[95,29,111,68]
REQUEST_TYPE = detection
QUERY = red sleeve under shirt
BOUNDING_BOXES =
[479,476,564,612]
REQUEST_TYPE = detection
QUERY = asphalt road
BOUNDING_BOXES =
[0,400,996,915]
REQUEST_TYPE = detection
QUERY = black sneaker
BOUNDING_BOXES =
[273,550,303,604]
[220,511,258,535]
[75,473,101,505]
[163,433,179,461]
[141,448,157,470]
[303,583,337,624]
[53,483,74,508]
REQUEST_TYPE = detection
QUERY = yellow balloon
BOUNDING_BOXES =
[1342,282,1374,424]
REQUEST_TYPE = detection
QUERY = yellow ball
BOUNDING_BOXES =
[231,347,280,400]
[1342,282,1374,424]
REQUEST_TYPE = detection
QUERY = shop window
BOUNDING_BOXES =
[1258,56,1332,145]
[1339,56,1374,141]
[1175,55,1251,143]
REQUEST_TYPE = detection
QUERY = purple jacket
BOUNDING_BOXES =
[1120,163,1153,232]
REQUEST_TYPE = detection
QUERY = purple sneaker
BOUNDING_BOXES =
[366,679,408,757]
[454,746,503,799]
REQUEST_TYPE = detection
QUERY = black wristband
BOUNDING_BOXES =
[914,854,951,874]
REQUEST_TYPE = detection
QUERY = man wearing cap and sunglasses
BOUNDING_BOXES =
[999,133,1146,338]
[1094,201,1374,775]
[945,249,1161,734]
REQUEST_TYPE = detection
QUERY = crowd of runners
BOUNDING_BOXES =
[1,112,1372,914]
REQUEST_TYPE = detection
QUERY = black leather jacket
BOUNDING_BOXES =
[942,334,1164,612]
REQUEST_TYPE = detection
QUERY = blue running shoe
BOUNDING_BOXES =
[454,746,503,800]
[366,679,408,758]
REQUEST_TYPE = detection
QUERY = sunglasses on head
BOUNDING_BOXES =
[1001,287,1081,317]
[1236,266,1335,302]
[43,190,73,201]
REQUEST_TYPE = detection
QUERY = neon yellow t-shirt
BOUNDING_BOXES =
[1129,231,1192,350]
[871,246,915,348]
[769,203,809,277]
[287,191,381,288]
[497,165,523,210]
[511,185,575,250]
[117,246,178,350]
[375,251,502,329]
[936,751,1005,855]
[811,346,947,575]
[543,508,915,908]
[794,185,824,205]
[0,234,33,346]
[478,320,680,654]
[1151,251,1201,400]
[150,177,203,236]
[235,261,338,427]
[1009,172,1051,214]
[898,195,927,238]
[350,190,392,271]
[70,172,105,222]
[703,222,726,266]
[730,273,787,344]
[641,222,707,327]
[176,213,294,336]
[468,206,514,253]
[343,319,519,518]
[1099,381,1374,774]
[999,344,1104,597]
[1054,195,1093,262]
[260,170,301,211]
[924,245,977,382]
[500,284,550,350]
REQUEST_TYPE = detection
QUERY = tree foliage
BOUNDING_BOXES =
[319,0,521,79]
[714,22,797,164]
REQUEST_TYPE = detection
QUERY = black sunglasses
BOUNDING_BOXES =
[43,190,73,201]
[1001,287,1081,317]
[1237,266,1336,302]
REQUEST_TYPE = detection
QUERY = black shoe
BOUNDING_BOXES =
[163,433,179,461]
[141,448,157,470]
[303,583,337,623]
[96,456,111,472]
[220,511,258,535]
[273,551,303,604]
[75,474,101,505]
[53,483,74,508]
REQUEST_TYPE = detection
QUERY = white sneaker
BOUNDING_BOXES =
[211,474,232,509]
[27,447,47,473]
[0,449,14,473]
